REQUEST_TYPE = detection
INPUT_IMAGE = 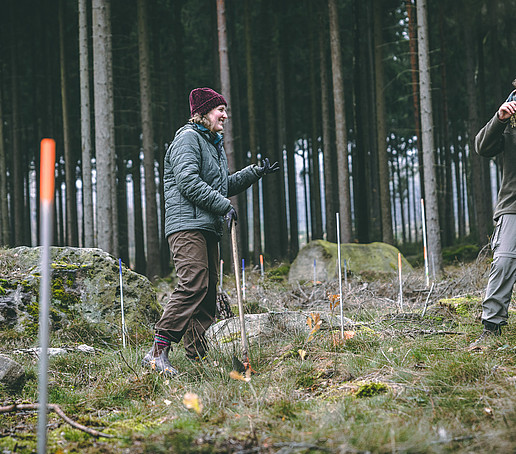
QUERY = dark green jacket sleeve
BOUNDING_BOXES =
[475,113,507,158]
[227,164,262,197]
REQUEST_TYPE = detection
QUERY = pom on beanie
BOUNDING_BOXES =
[189,88,227,116]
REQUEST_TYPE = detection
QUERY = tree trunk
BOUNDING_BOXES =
[216,0,238,264]
[78,0,95,248]
[275,5,294,258]
[216,0,235,174]
[373,0,393,245]
[308,2,323,241]
[352,0,374,243]
[453,139,467,239]
[328,0,352,242]
[59,0,78,246]
[0,87,9,246]
[464,19,490,246]
[406,0,424,201]
[92,0,117,255]
[137,0,160,280]
[416,0,442,275]
[10,3,25,246]
[319,8,336,243]
[438,6,454,246]
[132,142,146,275]
[394,150,406,243]
[244,0,261,264]
[117,153,129,265]
[260,0,283,260]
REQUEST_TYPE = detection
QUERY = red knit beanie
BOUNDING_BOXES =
[189,88,227,116]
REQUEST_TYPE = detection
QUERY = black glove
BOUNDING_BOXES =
[257,157,279,176]
[225,206,238,231]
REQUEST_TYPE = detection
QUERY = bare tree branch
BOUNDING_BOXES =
[0,403,114,439]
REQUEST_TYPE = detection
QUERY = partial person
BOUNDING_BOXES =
[469,82,516,349]
[142,87,279,375]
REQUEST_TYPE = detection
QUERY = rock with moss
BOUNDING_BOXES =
[0,247,161,337]
[206,310,356,351]
[288,240,413,284]
[0,354,25,389]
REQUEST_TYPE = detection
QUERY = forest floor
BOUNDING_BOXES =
[0,257,515,453]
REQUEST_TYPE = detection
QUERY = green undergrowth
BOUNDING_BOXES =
[1,284,516,453]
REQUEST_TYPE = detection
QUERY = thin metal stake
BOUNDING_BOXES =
[242,258,246,300]
[37,139,56,454]
[336,213,344,339]
[219,259,224,293]
[119,258,126,349]
[344,259,348,290]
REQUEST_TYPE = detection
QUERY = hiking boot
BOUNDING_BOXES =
[467,322,501,351]
[142,346,179,377]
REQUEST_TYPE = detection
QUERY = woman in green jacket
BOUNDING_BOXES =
[143,88,278,375]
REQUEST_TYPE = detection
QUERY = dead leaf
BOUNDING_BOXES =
[230,370,251,382]
[306,313,322,342]
[343,331,355,340]
[164,399,172,406]
[183,392,203,414]
[328,294,341,310]
[483,407,493,417]
[332,333,343,346]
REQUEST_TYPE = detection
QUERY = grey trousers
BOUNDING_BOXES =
[482,214,516,326]
[155,230,219,358]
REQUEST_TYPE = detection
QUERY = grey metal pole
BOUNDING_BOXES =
[37,139,55,454]
[119,258,126,348]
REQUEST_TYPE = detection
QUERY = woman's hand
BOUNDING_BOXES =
[498,101,516,121]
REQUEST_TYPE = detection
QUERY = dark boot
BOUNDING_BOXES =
[142,345,179,377]
[467,321,501,350]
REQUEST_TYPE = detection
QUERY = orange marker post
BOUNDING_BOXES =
[421,198,429,287]
[37,139,56,454]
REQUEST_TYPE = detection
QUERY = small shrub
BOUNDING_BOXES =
[267,264,290,279]
[442,244,480,264]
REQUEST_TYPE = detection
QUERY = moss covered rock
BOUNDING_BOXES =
[288,240,413,284]
[0,247,161,336]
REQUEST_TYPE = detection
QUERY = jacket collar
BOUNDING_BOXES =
[193,123,223,146]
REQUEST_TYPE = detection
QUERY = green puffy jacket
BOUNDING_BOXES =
[164,123,261,239]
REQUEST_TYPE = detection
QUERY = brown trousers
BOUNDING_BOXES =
[155,230,219,359]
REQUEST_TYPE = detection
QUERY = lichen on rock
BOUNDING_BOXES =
[0,246,161,337]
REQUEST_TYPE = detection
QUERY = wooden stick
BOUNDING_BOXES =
[230,220,249,361]
[0,403,114,439]
[336,212,344,339]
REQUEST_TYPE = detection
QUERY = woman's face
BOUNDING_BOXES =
[205,105,228,133]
